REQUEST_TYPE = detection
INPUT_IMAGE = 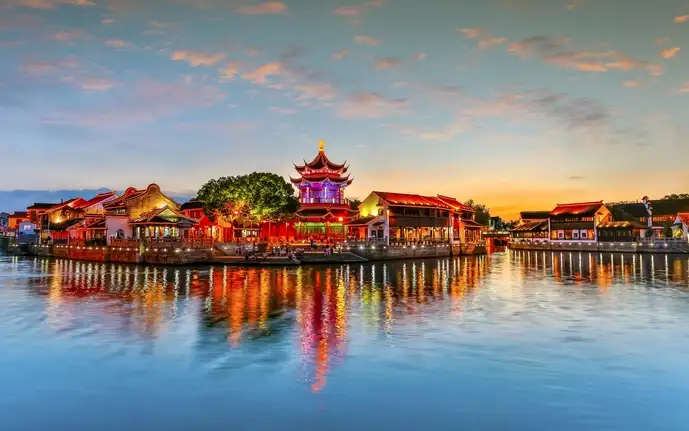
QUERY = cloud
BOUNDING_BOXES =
[335,91,407,118]
[675,15,689,23]
[1,0,94,8]
[374,57,402,69]
[353,35,382,46]
[623,80,642,88]
[508,36,662,76]
[171,50,226,67]
[654,37,670,46]
[234,2,286,15]
[660,47,680,59]
[331,49,349,60]
[53,29,83,41]
[63,75,118,91]
[22,57,78,76]
[101,18,115,24]
[459,28,507,49]
[42,79,225,128]
[241,61,283,83]
[412,52,427,61]
[105,39,130,48]
[566,0,583,9]
[568,175,585,180]
[334,0,385,24]
[217,61,240,82]
[676,82,689,94]
[270,106,297,115]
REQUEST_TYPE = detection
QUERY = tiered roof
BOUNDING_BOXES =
[290,140,353,186]
[550,201,605,217]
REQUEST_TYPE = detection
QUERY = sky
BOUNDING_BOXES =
[0,0,688,219]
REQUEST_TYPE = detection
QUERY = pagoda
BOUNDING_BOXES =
[290,140,357,240]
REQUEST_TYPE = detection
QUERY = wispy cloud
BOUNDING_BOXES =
[63,75,118,92]
[105,39,130,48]
[623,80,642,88]
[375,57,402,69]
[101,18,115,24]
[676,82,689,94]
[270,106,297,115]
[334,0,385,24]
[53,29,83,41]
[411,52,427,61]
[459,28,507,49]
[241,61,283,83]
[675,15,689,23]
[335,91,407,118]
[0,40,25,47]
[171,50,226,67]
[508,35,662,76]
[1,0,94,9]
[331,49,349,60]
[234,2,286,15]
[660,47,680,59]
[353,35,382,46]
[217,61,240,82]
[23,57,78,76]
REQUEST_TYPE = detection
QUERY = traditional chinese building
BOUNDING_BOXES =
[289,140,358,240]
[609,196,689,238]
[103,184,197,243]
[348,191,480,245]
[549,201,611,242]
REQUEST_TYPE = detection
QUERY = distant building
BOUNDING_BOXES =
[518,211,550,225]
[609,197,689,238]
[8,212,28,231]
[548,201,611,242]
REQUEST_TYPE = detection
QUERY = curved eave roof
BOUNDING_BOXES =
[294,150,347,171]
[291,174,352,185]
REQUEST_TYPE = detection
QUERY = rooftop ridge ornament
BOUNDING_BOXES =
[318,139,325,152]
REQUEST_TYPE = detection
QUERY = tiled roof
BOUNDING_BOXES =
[436,195,474,212]
[10,211,28,218]
[512,220,548,232]
[294,147,347,172]
[27,203,57,210]
[130,206,197,225]
[598,221,646,229]
[46,198,85,213]
[76,191,117,210]
[649,199,689,216]
[550,201,604,217]
[290,173,352,185]
[374,192,454,209]
[677,213,689,226]
[520,211,550,220]
[345,215,378,226]
[180,200,206,211]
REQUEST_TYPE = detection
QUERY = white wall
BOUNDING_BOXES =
[105,216,132,240]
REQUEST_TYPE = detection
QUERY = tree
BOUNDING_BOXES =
[463,199,491,226]
[348,198,361,210]
[607,205,637,222]
[663,193,689,200]
[196,172,299,222]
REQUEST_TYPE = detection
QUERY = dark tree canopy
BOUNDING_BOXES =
[196,172,299,221]
[348,198,362,210]
[463,199,491,226]
[663,193,689,200]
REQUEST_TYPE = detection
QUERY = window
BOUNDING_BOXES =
[573,231,579,239]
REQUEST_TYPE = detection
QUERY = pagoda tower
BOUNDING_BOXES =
[290,140,357,240]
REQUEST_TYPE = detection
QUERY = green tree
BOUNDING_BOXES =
[196,172,299,222]
[463,199,491,226]
[348,198,361,210]
[608,205,637,222]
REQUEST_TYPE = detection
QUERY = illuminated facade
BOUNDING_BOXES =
[548,201,612,242]
[289,140,357,240]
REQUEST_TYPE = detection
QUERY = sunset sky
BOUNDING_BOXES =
[0,0,688,218]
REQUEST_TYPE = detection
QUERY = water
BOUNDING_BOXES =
[2,251,689,430]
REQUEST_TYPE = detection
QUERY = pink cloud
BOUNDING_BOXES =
[62,75,118,91]
[234,2,286,15]
[23,57,78,76]
[105,39,129,48]
[660,47,680,59]
[334,0,385,23]
[459,28,507,49]
[353,35,382,46]
[336,91,407,118]
[217,61,240,81]
[412,52,427,61]
[53,29,83,41]
[675,15,689,23]
[374,57,402,69]
[331,49,349,60]
[676,82,689,93]
[101,18,115,24]
[623,80,642,88]
[240,61,283,83]
[2,0,94,8]
[171,50,226,67]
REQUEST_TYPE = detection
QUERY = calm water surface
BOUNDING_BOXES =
[2,251,689,430]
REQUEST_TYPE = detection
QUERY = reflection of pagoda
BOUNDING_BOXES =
[290,140,357,239]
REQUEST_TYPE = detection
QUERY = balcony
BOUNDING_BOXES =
[300,199,348,206]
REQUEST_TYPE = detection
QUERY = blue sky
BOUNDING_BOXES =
[0,0,688,218]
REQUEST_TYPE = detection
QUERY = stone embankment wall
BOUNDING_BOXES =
[9,244,214,265]
[349,244,453,261]
[510,241,689,254]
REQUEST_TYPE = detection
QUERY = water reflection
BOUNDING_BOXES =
[3,251,689,397]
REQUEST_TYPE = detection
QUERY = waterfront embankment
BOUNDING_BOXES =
[510,239,689,254]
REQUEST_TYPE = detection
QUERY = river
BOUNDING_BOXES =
[1,251,689,430]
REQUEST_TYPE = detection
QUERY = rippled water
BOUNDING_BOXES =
[2,251,689,430]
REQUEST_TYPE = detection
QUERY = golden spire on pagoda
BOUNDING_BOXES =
[318,139,325,152]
